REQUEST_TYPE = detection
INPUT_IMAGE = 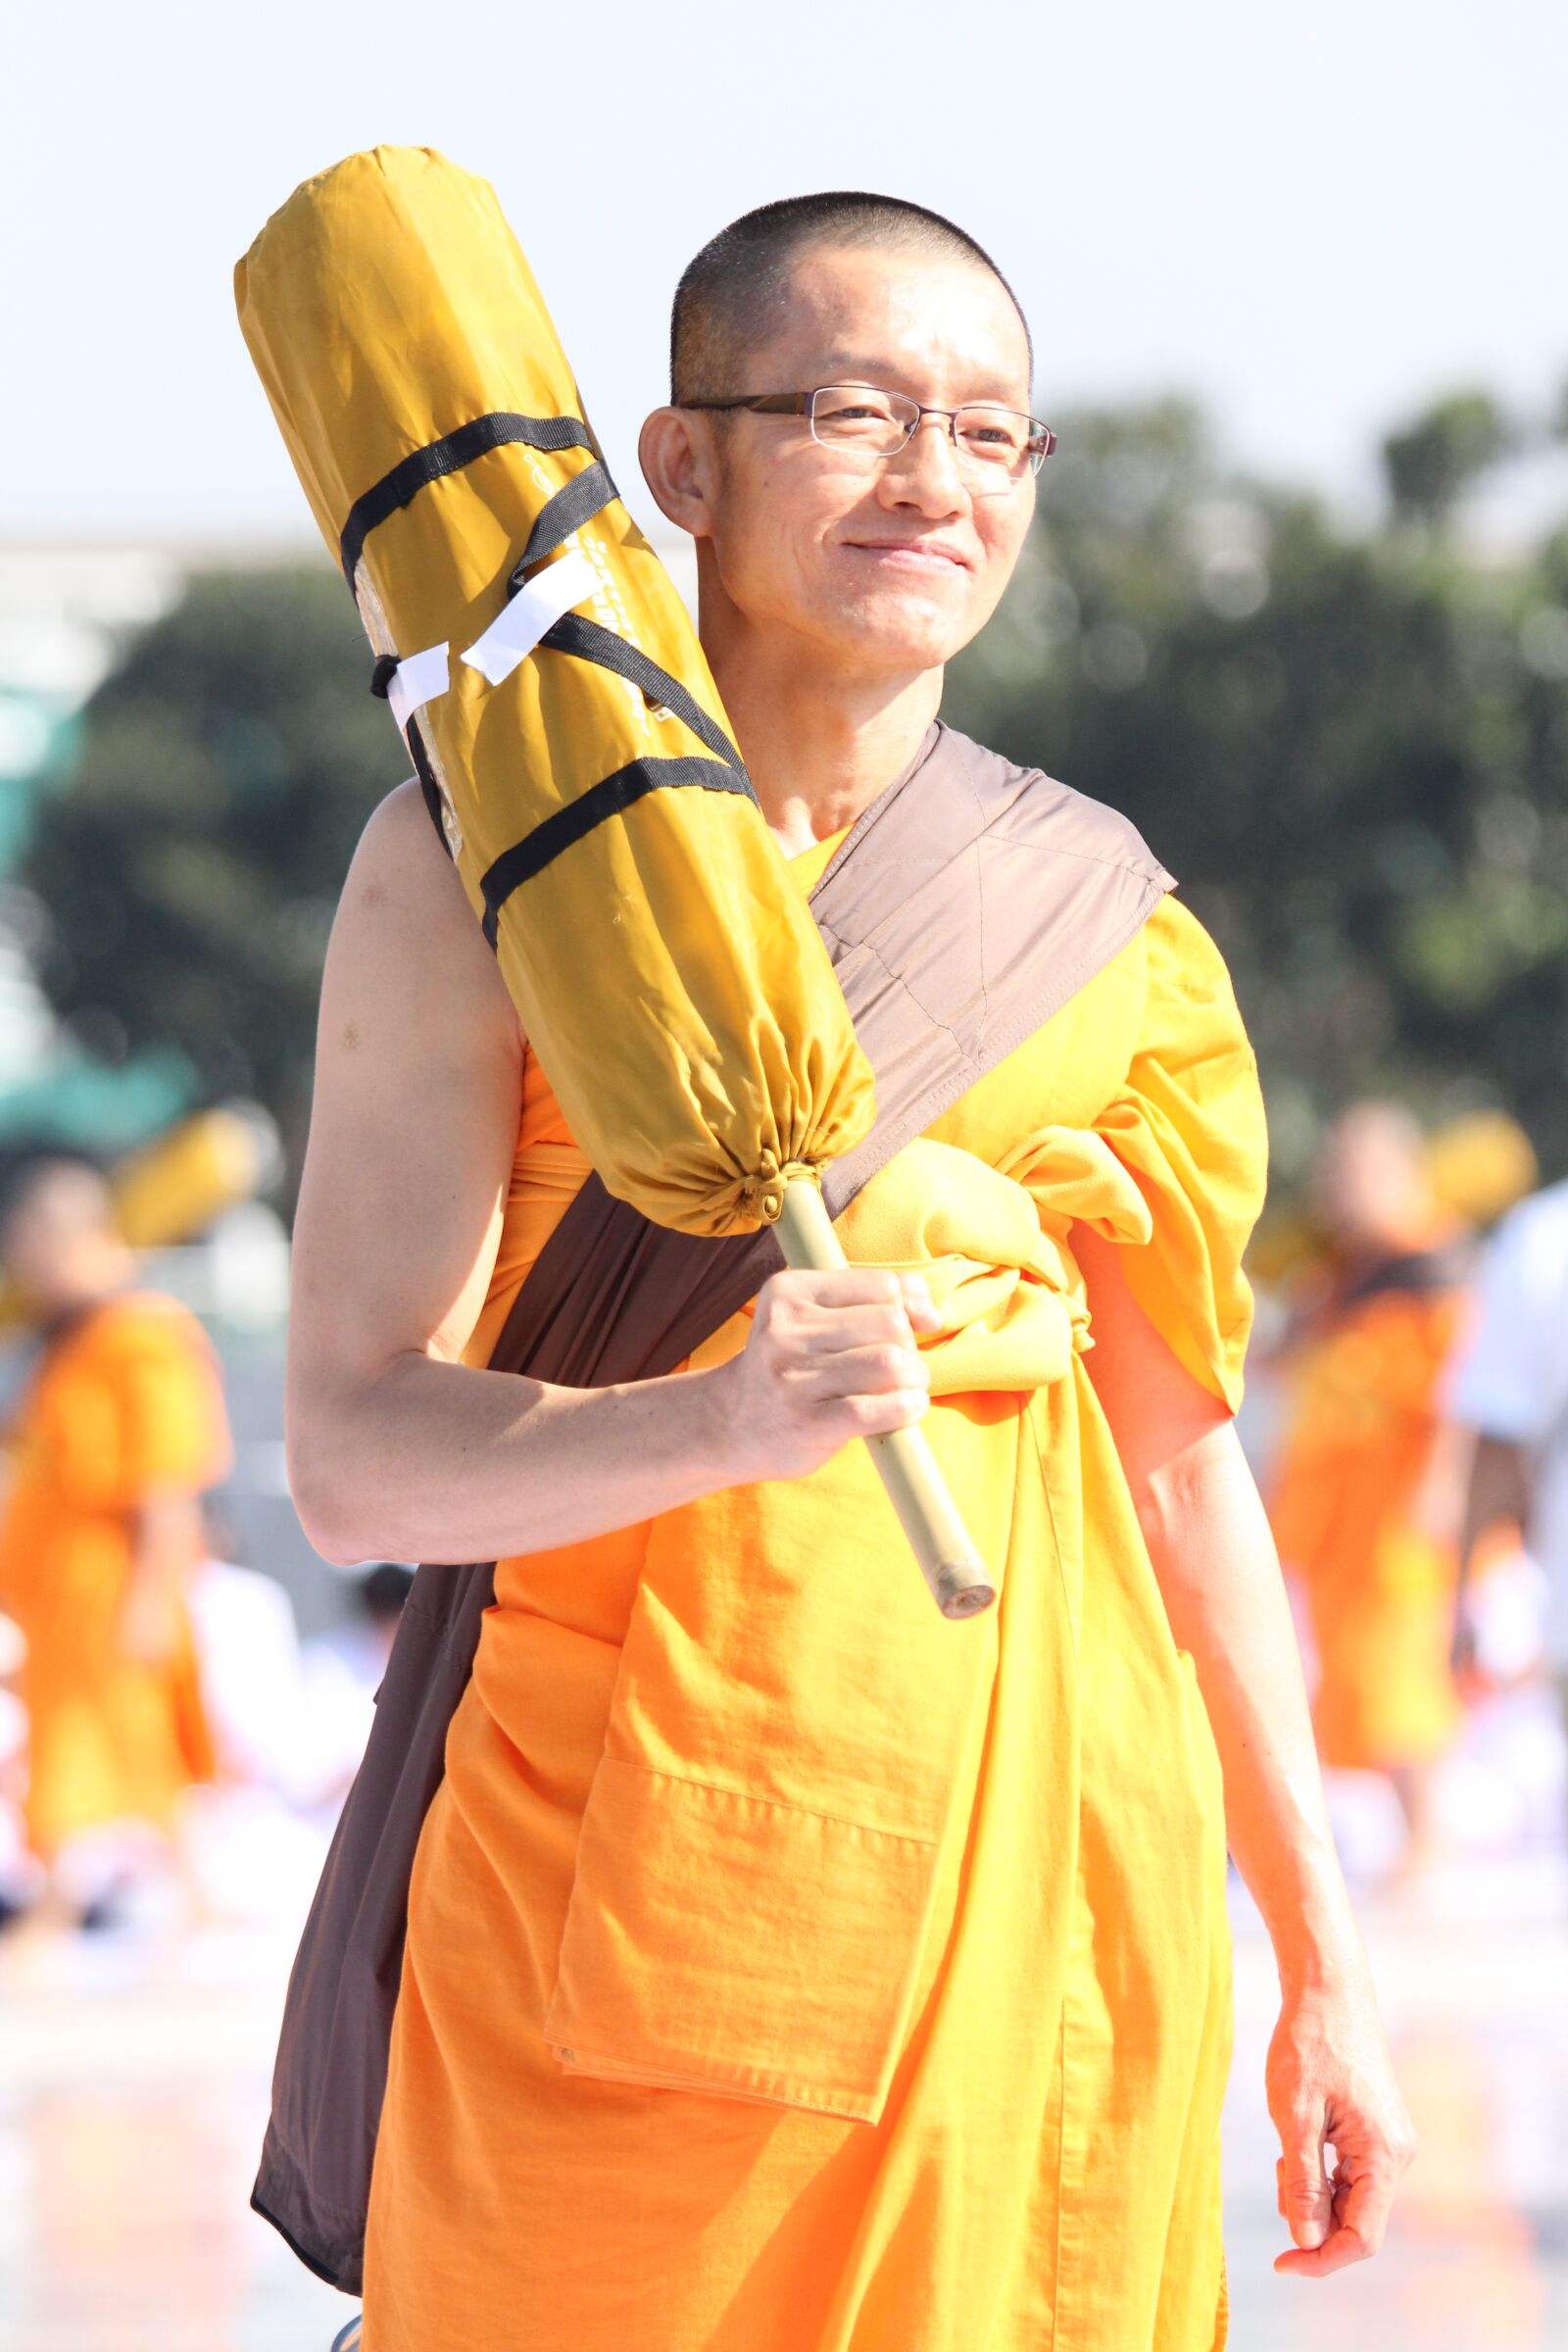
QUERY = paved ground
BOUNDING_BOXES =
[1,1865,1564,2351]
[1221,1863,1568,2349]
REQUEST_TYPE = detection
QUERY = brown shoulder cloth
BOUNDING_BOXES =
[252,719,1173,2291]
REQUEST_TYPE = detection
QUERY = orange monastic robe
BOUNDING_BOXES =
[0,1290,231,1856]
[362,871,1267,2352]
[1267,1253,1466,1771]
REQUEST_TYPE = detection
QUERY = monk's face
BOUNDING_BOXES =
[1313,1106,1434,1252]
[0,1170,126,1318]
[665,243,1037,677]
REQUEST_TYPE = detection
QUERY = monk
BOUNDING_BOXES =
[0,1154,229,1915]
[287,194,1414,2349]
[1266,1104,1469,1874]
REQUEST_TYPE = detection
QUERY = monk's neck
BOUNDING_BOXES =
[700,602,943,856]
[37,1272,130,1348]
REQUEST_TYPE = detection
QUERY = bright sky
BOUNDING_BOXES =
[4,0,1563,552]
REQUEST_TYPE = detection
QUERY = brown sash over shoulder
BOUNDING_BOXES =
[252,720,1173,2292]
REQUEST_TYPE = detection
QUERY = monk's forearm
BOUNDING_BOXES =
[289,1352,737,1568]
[1136,1429,1366,1993]
[127,1493,204,1594]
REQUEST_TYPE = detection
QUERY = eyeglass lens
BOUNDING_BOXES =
[808,386,1047,481]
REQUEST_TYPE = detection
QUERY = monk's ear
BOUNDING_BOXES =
[639,407,719,541]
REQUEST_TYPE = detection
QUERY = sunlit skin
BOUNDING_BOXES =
[1313,1102,1444,1258]
[0,1162,133,1325]
[287,236,1413,2287]
[640,243,1035,848]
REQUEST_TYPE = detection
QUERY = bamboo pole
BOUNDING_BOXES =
[775,1178,996,1621]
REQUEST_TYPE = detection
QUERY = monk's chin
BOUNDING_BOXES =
[818,595,975,677]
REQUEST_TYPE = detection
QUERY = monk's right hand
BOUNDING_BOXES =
[718,1268,943,1482]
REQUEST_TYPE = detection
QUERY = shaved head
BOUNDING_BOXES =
[0,1152,127,1318]
[1314,1101,1436,1251]
[0,1153,115,1237]
[669,191,1032,404]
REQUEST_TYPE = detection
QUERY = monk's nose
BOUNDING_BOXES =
[882,415,969,514]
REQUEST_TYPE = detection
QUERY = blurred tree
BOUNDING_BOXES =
[1380,390,1516,523]
[21,566,405,1188]
[946,399,1568,1185]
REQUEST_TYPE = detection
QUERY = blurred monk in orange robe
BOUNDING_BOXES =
[1267,1104,1469,1872]
[0,1154,230,1914]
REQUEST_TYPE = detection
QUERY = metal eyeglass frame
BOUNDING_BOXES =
[678,384,1057,484]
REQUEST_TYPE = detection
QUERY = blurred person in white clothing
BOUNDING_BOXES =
[1450,1176,1568,1732]
[187,1521,412,1818]
[297,1563,413,1815]
[0,1611,44,1924]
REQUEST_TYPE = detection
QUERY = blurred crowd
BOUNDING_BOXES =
[1255,1102,1567,1892]
[0,1102,1565,1941]
[0,1151,410,1936]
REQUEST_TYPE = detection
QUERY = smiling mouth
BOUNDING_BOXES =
[844,542,971,570]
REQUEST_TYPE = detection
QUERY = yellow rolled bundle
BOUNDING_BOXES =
[235,146,991,1616]
[236,145,872,1238]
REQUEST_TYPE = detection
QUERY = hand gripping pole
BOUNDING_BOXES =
[774,1177,997,1621]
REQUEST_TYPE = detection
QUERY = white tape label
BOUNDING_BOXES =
[386,641,450,739]
[461,548,599,687]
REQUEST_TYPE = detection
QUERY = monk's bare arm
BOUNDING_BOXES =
[1075,1226,1415,2276]
[120,1492,206,1663]
[1074,1232,1350,1975]
[286,784,935,1569]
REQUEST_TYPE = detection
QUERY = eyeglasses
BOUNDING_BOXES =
[679,383,1056,492]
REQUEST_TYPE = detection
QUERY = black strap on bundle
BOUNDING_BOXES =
[475,610,758,937]
[406,718,451,852]
[344,408,758,925]
[537,612,746,773]
[508,461,617,586]
[478,756,755,945]
[338,411,601,582]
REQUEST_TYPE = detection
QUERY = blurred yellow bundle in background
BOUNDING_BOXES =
[1424,1109,1539,1229]
[111,1106,270,1250]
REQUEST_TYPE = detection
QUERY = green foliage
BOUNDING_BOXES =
[22,565,406,1179]
[1381,391,1516,521]
[946,399,1568,1184]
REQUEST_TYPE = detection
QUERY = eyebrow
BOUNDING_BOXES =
[809,356,1032,405]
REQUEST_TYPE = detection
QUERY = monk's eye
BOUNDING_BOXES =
[810,388,915,453]
[956,410,1029,464]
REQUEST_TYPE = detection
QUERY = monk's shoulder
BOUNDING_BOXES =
[331,779,525,1054]
[37,1294,212,1415]
[87,1290,212,1367]
[346,777,467,931]
[1139,892,1250,1021]
[936,725,1171,888]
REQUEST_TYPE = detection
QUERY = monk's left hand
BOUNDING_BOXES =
[1265,1973,1417,2277]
